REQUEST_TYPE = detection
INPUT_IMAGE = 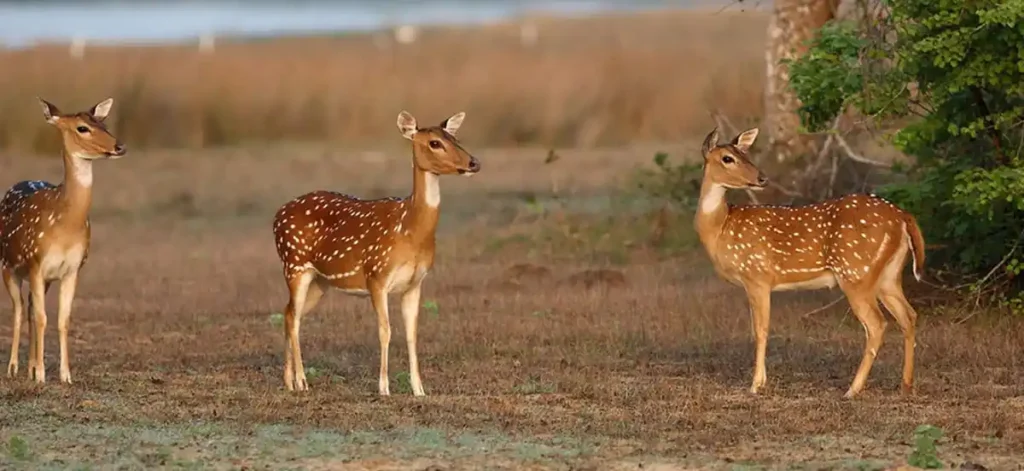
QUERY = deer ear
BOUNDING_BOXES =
[732,128,759,152]
[397,111,417,140]
[441,111,465,136]
[38,97,60,124]
[701,127,720,157]
[90,98,114,122]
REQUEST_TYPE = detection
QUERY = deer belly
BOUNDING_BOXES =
[384,263,427,294]
[39,244,86,281]
[772,273,837,292]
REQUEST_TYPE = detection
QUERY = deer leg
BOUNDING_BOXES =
[745,284,772,394]
[28,273,47,383]
[879,281,918,395]
[370,286,391,396]
[844,291,888,398]
[4,270,23,378]
[294,279,324,389]
[25,281,51,379]
[401,283,425,396]
[283,271,315,391]
[25,287,34,376]
[57,271,78,384]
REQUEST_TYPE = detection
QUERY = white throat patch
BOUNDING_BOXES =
[700,184,726,214]
[69,154,94,186]
[424,172,440,207]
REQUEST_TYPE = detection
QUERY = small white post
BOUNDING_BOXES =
[69,37,86,60]
[199,33,216,54]
[394,24,419,45]
[520,22,539,47]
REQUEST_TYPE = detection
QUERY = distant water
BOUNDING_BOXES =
[0,0,719,48]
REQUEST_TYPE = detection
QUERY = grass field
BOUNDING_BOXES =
[0,8,766,154]
[0,139,1022,470]
[1,6,1023,471]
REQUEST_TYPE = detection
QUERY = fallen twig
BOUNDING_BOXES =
[799,295,846,320]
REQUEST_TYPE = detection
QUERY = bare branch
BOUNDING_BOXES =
[767,181,804,198]
[954,227,1024,324]
[804,115,842,183]
[709,109,739,136]
[826,147,840,199]
[834,134,890,167]
[744,189,762,205]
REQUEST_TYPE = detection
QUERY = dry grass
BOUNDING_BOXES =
[0,142,1023,469]
[0,8,767,154]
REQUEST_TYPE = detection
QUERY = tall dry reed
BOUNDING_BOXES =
[0,9,767,154]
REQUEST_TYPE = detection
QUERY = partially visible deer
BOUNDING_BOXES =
[694,127,925,398]
[272,111,480,394]
[2,97,127,383]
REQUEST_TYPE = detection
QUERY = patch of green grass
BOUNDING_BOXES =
[304,367,323,380]
[481,234,532,255]
[0,420,611,468]
[452,432,492,454]
[404,428,448,451]
[839,459,888,471]
[296,431,346,459]
[393,370,413,394]
[908,424,944,469]
[268,312,285,327]
[422,300,440,318]
[6,435,32,461]
[728,463,768,471]
[512,375,557,395]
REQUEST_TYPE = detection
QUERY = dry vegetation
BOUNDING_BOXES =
[0,141,1022,469]
[0,8,1023,471]
[0,9,766,154]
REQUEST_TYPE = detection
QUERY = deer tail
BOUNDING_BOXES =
[904,214,926,282]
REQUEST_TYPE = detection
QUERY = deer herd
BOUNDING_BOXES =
[1,97,926,400]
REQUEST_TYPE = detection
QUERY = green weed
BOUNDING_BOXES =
[908,424,944,469]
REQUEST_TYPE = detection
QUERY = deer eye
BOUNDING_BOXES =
[722,155,735,164]
[76,126,90,134]
[428,140,443,149]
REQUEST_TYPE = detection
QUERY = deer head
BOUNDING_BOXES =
[700,127,767,190]
[38,97,126,160]
[397,111,480,176]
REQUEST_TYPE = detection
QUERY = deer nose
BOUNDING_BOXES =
[757,173,769,186]
[468,157,481,172]
[113,144,126,155]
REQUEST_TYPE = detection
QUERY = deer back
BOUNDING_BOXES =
[715,194,918,289]
[274,191,431,292]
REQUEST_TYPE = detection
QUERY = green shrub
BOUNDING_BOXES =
[788,0,1024,298]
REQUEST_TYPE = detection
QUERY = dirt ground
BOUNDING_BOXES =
[1,143,1023,470]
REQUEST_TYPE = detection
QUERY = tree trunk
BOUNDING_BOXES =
[762,0,839,194]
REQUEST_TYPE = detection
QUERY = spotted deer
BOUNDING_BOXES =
[2,97,126,384]
[273,111,480,394]
[694,128,925,398]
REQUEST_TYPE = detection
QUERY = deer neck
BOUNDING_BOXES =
[402,165,441,247]
[694,178,730,256]
[57,150,94,229]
